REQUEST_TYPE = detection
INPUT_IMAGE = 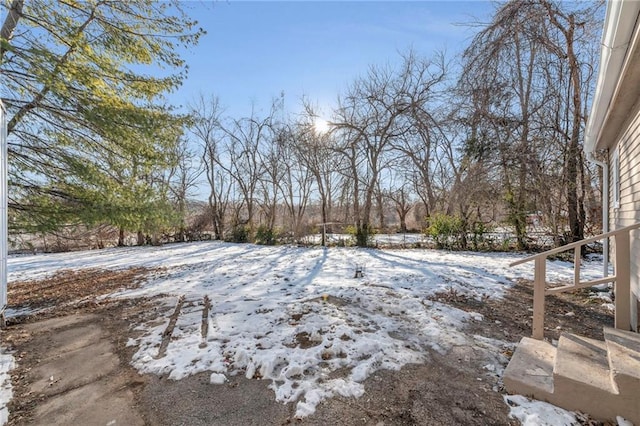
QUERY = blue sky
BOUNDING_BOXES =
[172,1,496,118]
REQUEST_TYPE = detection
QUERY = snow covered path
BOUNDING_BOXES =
[6,242,604,419]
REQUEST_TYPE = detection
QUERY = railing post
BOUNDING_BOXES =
[614,231,631,331]
[532,257,546,340]
[574,248,581,286]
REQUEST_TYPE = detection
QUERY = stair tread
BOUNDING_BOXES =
[604,327,640,382]
[554,333,616,393]
[504,337,555,395]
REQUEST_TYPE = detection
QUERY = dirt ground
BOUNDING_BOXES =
[1,266,616,425]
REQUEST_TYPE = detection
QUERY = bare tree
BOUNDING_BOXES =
[388,70,453,223]
[461,2,555,249]
[332,51,446,246]
[256,125,284,231]
[540,0,602,243]
[297,103,345,245]
[190,94,231,240]
[167,137,203,242]
[218,109,266,231]
[276,125,314,240]
[459,0,603,248]
[384,184,413,233]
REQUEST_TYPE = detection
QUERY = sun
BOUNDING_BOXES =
[313,118,330,134]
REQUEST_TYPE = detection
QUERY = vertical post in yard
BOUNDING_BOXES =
[0,102,6,326]
[614,231,631,331]
[574,248,581,286]
[532,257,546,340]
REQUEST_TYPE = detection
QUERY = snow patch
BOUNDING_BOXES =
[0,352,15,426]
[209,373,227,384]
[504,395,578,426]
[617,416,634,426]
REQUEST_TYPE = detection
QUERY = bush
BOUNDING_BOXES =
[427,214,464,250]
[471,222,491,251]
[346,224,376,247]
[227,225,249,243]
[255,225,277,245]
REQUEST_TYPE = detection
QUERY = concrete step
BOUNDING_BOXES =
[503,337,555,400]
[548,333,622,422]
[505,331,640,425]
[553,333,617,394]
[604,327,640,394]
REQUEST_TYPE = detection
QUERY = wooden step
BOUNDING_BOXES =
[553,333,617,394]
[503,337,555,399]
[604,327,640,394]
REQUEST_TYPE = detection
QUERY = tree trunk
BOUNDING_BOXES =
[118,227,125,246]
[398,208,408,233]
[566,16,585,245]
[210,199,221,240]
[376,192,385,231]
[0,0,23,61]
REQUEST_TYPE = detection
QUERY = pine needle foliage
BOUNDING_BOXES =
[1,0,204,233]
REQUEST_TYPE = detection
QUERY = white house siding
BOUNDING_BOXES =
[609,98,640,331]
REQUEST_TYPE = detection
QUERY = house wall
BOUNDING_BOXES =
[609,98,640,332]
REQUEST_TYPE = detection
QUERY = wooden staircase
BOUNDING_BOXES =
[504,327,640,423]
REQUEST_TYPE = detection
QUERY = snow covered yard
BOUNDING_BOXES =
[3,242,606,423]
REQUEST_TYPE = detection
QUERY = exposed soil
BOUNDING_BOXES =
[1,268,616,425]
[5,267,156,323]
[429,279,615,343]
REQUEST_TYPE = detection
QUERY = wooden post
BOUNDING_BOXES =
[614,231,631,331]
[574,248,581,286]
[532,257,546,340]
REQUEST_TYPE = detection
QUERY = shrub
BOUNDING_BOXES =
[471,222,491,251]
[227,225,249,243]
[427,214,464,250]
[346,224,375,247]
[255,225,277,245]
